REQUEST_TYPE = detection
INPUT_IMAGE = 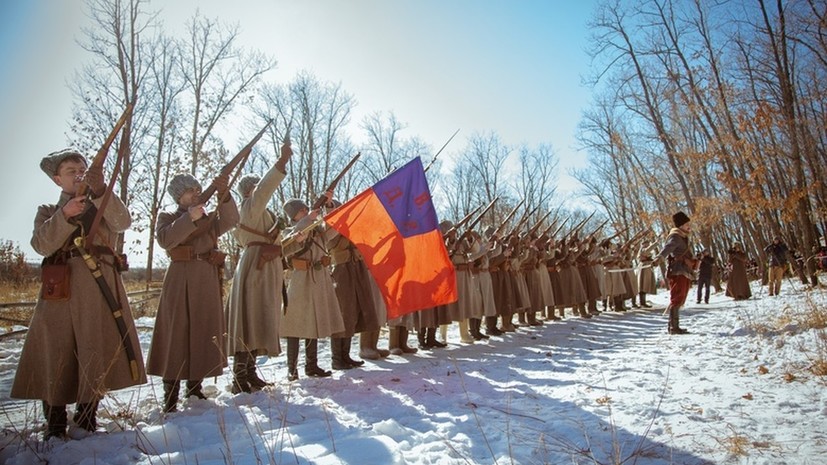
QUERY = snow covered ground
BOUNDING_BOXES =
[1,280,826,465]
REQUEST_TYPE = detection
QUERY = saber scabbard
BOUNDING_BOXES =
[73,237,140,381]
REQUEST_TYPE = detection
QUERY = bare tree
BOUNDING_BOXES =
[179,10,275,176]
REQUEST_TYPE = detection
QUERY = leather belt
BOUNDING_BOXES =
[292,256,331,270]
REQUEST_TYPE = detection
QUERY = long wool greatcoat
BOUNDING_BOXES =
[637,242,659,295]
[725,250,752,300]
[280,219,345,339]
[328,233,381,337]
[476,242,499,318]
[12,194,146,406]
[147,197,239,381]
[225,167,286,356]
[446,237,479,321]
[489,245,515,317]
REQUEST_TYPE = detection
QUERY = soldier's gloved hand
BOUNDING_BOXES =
[83,164,106,198]
[215,173,230,200]
[275,137,293,173]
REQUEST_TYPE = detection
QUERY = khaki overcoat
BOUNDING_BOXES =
[12,194,146,405]
[225,167,286,356]
[280,220,345,339]
[147,197,239,380]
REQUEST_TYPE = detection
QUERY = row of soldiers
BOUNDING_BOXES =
[10,136,665,441]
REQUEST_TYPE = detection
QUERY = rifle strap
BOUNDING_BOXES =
[237,220,280,243]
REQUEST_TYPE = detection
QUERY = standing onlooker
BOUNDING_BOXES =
[725,242,752,300]
[148,172,239,413]
[224,139,292,393]
[12,149,146,439]
[657,211,696,335]
[763,237,790,296]
[696,249,714,304]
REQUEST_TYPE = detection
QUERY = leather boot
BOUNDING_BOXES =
[502,313,517,331]
[640,293,652,308]
[286,337,300,381]
[232,352,252,394]
[614,297,626,312]
[485,316,504,335]
[162,380,180,413]
[305,339,332,377]
[359,330,381,360]
[42,402,67,440]
[399,327,418,353]
[186,380,206,400]
[417,327,431,349]
[667,305,689,334]
[427,327,446,348]
[341,337,364,367]
[388,327,403,355]
[578,304,593,318]
[73,400,98,432]
[459,320,475,343]
[331,337,352,370]
[247,356,273,390]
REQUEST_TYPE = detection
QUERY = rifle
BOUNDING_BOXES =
[600,225,630,246]
[444,203,485,237]
[505,206,539,238]
[311,152,362,210]
[542,217,567,239]
[491,198,525,238]
[452,197,499,250]
[563,211,595,241]
[183,122,271,244]
[526,209,554,238]
[424,128,460,173]
[582,219,610,242]
[281,152,362,247]
[76,103,134,199]
[196,120,272,206]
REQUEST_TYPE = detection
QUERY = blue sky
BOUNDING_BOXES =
[0,0,597,263]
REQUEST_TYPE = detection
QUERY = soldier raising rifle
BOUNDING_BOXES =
[12,105,148,440]
[148,125,267,412]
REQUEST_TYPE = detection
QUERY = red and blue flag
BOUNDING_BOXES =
[324,157,457,319]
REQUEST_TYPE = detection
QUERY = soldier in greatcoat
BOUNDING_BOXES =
[147,172,239,412]
[12,150,146,440]
[327,200,379,366]
[281,197,345,381]
[224,139,292,393]
[636,238,659,307]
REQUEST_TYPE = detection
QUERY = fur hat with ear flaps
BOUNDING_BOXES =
[283,199,308,221]
[40,149,87,177]
[168,173,202,203]
[238,175,260,198]
[672,211,690,228]
[439,220,454,235]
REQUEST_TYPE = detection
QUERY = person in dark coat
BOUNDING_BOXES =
[725,242,752,300]
[763,237,790,296]
[657,211,697,335]
[696,249,714,304]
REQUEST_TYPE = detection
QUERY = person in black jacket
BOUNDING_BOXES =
[696,249,714,304]
[763,237,790,296]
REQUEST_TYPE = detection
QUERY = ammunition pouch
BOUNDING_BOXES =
[40,255,70,301]
[250,242,282,270]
